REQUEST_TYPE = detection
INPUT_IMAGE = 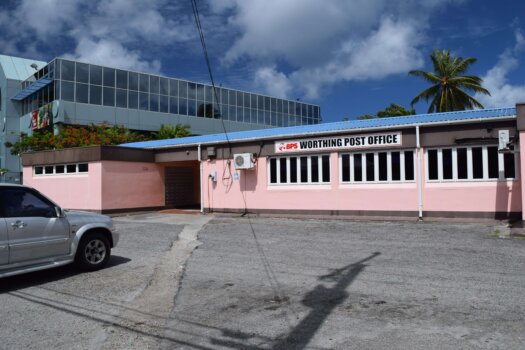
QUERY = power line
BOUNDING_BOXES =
[190,0,233,158]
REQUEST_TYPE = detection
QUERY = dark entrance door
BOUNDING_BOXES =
[165,167,196,209]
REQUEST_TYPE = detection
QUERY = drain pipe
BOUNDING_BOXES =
[198,144,204,213]
[416,125,423,220]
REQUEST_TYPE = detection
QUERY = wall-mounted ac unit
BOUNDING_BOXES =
[233,153,254,170]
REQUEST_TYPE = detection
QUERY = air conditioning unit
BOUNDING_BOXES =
[233,153,255,170]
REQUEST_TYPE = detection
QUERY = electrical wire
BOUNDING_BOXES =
[190,0,233,159]
[190,0,296,331]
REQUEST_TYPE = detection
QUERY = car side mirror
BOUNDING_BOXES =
[55,206,66,218]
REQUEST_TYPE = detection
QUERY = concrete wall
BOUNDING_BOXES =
[23,163,102,210]
[202,151,522,218]
[101,161,164,211]
[23,160,164,212]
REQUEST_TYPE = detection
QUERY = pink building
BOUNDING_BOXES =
[22,104,525,221]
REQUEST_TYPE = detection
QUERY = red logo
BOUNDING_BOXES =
[279,143,298,152]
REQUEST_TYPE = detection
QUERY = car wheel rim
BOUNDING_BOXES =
[85,239,106,264]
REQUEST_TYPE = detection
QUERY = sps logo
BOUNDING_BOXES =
[278,142,298,151]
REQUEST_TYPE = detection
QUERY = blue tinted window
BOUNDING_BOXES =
[128,91,138,109]
[116,89,127,108]
[139,74,149,92]
[90,65,102,85]
[128,72,138,90]
[76,83,88,103]
[61,81,74,101]
[150,76,159,94]
[76,63,89,83]
[103,87,115,106]
[90,85,102,105]
[61,60,75,81]
[116,70,127,89]
[103,68,115,87]
[139,92,148,110]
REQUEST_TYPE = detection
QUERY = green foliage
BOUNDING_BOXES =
[357,114,375,120]
[409,49,491,113]
[5,124,149,155]
[376,103,415,118]
[156,124,191,140]
[5,123,192,155]
[357,103,415,120]
[0,168,9,175]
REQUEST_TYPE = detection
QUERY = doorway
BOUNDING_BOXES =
[164,165,200,209]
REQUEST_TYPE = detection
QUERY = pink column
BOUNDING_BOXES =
[520,131,525,220]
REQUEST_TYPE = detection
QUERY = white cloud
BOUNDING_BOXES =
[222,0,387,67]
[211,0,456,99]
[254,67,293,98]
[0,0,191,73]
[63,38,161,73]
[246,17,424,99]
[84,0,194,45]
[477,29,525,107]
[18,0,83,39]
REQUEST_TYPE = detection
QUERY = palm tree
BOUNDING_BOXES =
[409,50,490,113]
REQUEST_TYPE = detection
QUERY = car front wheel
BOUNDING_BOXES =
[75,232,111,271]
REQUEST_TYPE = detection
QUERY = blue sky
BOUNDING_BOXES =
[0,0,524,123]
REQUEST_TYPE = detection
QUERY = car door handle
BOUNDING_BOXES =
[11,221,27,229]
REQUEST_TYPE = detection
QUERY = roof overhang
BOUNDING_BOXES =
[131,114,517,151]
[11,77,53,101]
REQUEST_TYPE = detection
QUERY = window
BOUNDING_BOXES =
[341,150,415,183]
[61,81,75,102]
[128,91,138,109]
[61,60,75,81]
[103,87,115,106]
[139,92,149,110]
[76,63,89,83]
[426,145,516,181]
[0,188,56,218]
[159,95,169,113]
[34,163,89,176]
[150,76,159,94]
[90,85,102,105]
[116,70,128,89]
[269,155,330,185]
[150,94,159,112]
[160,77,169,95]
[116,89,127,108]
[90,65,102,85]
[129,72,139,91]
[76,83,89,103]
[139,74,149,92]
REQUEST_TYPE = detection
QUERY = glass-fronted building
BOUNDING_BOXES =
[0,55,321,182]
[15,58,320,128]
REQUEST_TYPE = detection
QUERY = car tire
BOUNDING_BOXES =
[75,232,111,271]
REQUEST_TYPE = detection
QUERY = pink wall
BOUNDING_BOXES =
[202,151,521,216]
[23,163,103,210]
[520,131,525,219]
[101,161,164,210]
[24,161,164,211]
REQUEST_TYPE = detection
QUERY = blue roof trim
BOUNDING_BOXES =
[122,107,516,149]
[11,76,53,101]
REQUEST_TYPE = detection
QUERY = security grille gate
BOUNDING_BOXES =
[165,167,195,208]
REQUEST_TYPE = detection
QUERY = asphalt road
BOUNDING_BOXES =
[1,214,524,350]
[162,216,525,350]
[0,213,210,350]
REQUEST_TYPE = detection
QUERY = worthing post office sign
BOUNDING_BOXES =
[275,132,402,153]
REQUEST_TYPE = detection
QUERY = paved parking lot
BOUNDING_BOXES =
[1,214,524,349]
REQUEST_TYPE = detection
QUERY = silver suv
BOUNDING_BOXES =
[0,184,119,278]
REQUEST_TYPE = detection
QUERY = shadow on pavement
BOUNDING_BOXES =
[0,255,130,293]
[210,252,381,350]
